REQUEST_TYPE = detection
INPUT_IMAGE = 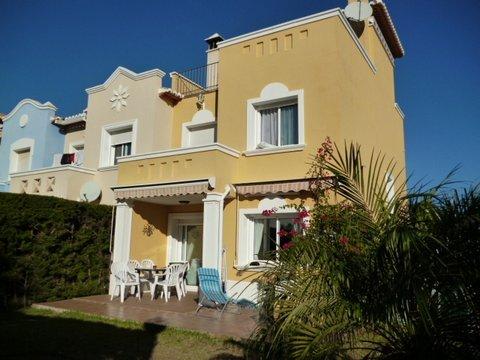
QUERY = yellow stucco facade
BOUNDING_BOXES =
[109,7,406,299]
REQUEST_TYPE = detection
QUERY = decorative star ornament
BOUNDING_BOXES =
[110,85,129,111]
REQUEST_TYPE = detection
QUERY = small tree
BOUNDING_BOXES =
[249,139,480,359]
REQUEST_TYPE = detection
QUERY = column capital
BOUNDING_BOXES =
[203,192,224,202]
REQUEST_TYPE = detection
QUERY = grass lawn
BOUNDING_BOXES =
[0,307,244,359]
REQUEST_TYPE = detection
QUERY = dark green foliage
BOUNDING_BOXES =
[250,141,480,359]
[0,192,112,307]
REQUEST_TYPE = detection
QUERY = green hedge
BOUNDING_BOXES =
[0,192,112,307]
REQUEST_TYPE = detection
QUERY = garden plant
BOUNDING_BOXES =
[249,138,480,359]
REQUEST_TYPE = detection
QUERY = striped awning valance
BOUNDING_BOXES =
[235,179,312,197]
[114,180,210,200]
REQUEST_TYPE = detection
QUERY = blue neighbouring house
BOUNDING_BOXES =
[0,99,65,192]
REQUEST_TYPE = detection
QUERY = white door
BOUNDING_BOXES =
[168,214,203,287]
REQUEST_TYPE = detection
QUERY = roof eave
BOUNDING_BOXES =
[371,0,405,58]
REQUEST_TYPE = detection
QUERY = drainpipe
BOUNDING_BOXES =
[218,185,231,282]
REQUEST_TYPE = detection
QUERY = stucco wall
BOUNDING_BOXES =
[215,15,406,183]
[0,101,64,187]
[64,129,86,153]
[84,71,173,170]
[129,201,203,266]
[9,167,94,201]
[170,91,218,148]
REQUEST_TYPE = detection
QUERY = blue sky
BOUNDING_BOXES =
[0,0,478,187]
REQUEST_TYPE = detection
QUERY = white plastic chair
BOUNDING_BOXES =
[140,259,155,269]
[126,259,143,295]
[179,262,189,297]
[110,262,140,303]
[127,259,140,273]
[139,259,155,293]
[151,264,183,302]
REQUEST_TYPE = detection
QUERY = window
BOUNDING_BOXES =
[251,215,298,261]
[9,138,34,176]
[246,83,304,153]
[69,143,85,166]
[16,148,31,172]
[112,142,131,165]
[258,103,298,148]
[100,122,135,167]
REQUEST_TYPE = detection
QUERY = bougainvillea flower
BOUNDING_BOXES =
[339,235,349,245]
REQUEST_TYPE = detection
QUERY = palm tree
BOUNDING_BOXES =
[249,140,480,359]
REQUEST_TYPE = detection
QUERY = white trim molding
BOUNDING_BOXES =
[217,8,376,73]
[218,8,340,48]
[110,201,133,295]
[86,67,166,94]
[68,140,85,153]
[395,103,405,120]
[166,212,203,266]
[9,138,35,176]
[181,109,216,147]
[369,17,395,66]
[10,165,97,177]
[97,165,119,172]
[202,188,230,271]
[118,143,240,163]
[243,144,305,157]
[247,83,305,152]
[237,202,301,268]
[3,99,57,122]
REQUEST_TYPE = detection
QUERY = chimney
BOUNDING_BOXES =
[205,33,224,50]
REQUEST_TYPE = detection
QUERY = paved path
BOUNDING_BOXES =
[34,293,257,339]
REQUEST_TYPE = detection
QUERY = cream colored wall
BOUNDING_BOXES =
[84,73,172,170]
[93,168,118,205]
[129,201,203,266]
[63,129,86,153]
[10,168,94,201]
[76,70,175,205]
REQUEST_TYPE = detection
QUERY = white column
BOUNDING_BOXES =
[202,193,224,270]
[109,201,133,295]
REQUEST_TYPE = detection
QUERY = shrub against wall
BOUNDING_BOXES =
[0,193,112,306]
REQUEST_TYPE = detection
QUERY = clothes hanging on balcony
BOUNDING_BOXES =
[60,153,75,165]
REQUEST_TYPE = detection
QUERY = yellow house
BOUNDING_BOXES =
[110,2,406,299]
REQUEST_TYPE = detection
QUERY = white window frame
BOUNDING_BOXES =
[247,87,304,154]
[255,99,299,148]
[99,119,137,168]
[237,207,301,267]
[166,213,203,265]
[111,142,132,165]
[181,109,216,148]
[68,141,85,153]
[9,138,35,176]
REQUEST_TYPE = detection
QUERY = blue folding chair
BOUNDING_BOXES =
[196,268,237,318]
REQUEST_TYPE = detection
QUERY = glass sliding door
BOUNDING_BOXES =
[178,224,203,286]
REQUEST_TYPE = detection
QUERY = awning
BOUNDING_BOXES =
[235,179,312,197]
[113,180,210,200]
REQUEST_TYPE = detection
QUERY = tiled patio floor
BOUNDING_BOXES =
[34,293,258,339]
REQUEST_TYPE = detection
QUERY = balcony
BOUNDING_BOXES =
[116,143,239,190]
[9,166,95,201]
[171,62,218,97]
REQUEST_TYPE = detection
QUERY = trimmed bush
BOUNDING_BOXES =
[0,192,112,307]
